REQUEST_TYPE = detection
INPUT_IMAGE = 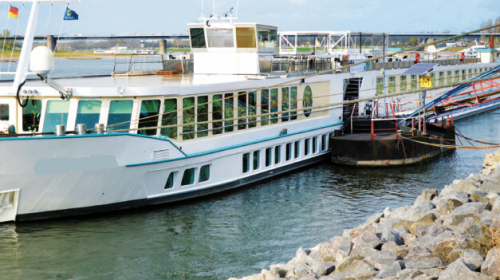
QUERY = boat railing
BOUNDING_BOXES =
[112,54,165,76]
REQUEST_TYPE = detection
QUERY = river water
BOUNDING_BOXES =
[1,59,500,280]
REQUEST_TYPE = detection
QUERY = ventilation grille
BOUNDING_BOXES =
[152,149,169,160]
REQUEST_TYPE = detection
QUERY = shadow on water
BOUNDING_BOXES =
[0,106,500,279]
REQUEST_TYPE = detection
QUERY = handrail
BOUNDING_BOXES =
[350,103,357,134]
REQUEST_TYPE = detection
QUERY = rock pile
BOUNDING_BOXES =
[230,150,500,280]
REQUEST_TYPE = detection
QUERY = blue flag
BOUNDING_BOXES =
[64,7,78,20]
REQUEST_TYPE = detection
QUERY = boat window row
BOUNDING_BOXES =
[164,164,211,189]
[19,85,315,141]
[376,66,495,95]
[241,134,329,174]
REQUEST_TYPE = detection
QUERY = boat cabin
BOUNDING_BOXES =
[188,21,278,75]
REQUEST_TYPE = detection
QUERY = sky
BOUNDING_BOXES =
[0,0,499,36]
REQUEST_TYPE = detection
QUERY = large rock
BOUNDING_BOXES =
[406,245,432,258]
[366,212,384,224]
[364,250,398,270]
[481,247,500,277]
[414,189,438,206]
[462,248,484,271]
[318,237,352,262]
[404,255,445,269]
[334,257,377,279]
[381,226,403,245]
[414,223,445,238]
[352,231,382,250]
[439,259,494,280]
[409,213,437,234]
[452,202,488,216]
[374,261,403,279]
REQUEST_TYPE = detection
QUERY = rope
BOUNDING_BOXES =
[401,135,500,150]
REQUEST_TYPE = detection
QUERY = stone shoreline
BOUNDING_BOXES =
[230,150,500,280]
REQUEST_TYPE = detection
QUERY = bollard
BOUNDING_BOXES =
[95,123,105,134]
[55,125,65,136]
[76,124,86,135]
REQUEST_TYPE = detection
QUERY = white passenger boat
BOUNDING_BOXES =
[0,0,498,222]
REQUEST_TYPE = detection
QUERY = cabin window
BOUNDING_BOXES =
[23,99,42,132]
[274,146,281,164]
[190,28,206,48]
[238,92,247,130]
[165,172,176,189]
[304,138,311,155]
[376,77,383,95]
[265,148,272,167]
[161,98,178,140]
[0,104,8,121]
[430,73,435,86]
[313,136,318,153]
[253,151,260,170]
[207,28,234,48]
[400,76,407,92]
[439,72,444,87]
[322,134,328,151]
[199,165,210,182]
[76,100,101,133]
[270,88,278,124]
[290,87,297,120]
[138,100,160,136]
[249,91,257,128]
[43,100,69,133]
[294,141,300,158]
[224,93,234,132]
[258,27,278,51]
[197,96,209,138]
[286,143,292,161]
[468,69,472,79]
[411,75,418,91]
[236,27,256,48]
[282,87,289,122]
[462,69,466,81]
[181,168,196,186]
[261,89,269,126]
[242,153,250,173]
[303,85,313,117]
[182,97,195,140]
[454,70,459,83]
[213,94,223,135]
[107,100,133,132]
[388,76,396,94]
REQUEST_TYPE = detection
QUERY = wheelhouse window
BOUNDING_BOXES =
[161,98,178,139]
[236,27,256,48]
[207,28,234,48]
[258,27,278,51]
[107,100,133,132]
[76,100,101,133]
[138,100,160,136]
[23,99,42,132]
[190,28,206,49]
[43,100,69,133]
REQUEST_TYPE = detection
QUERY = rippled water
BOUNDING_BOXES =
[1,60,500,279]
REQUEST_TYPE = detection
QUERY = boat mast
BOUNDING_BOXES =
[0,0,80,91]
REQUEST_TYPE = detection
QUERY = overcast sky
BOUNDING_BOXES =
[1,0,499,36]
